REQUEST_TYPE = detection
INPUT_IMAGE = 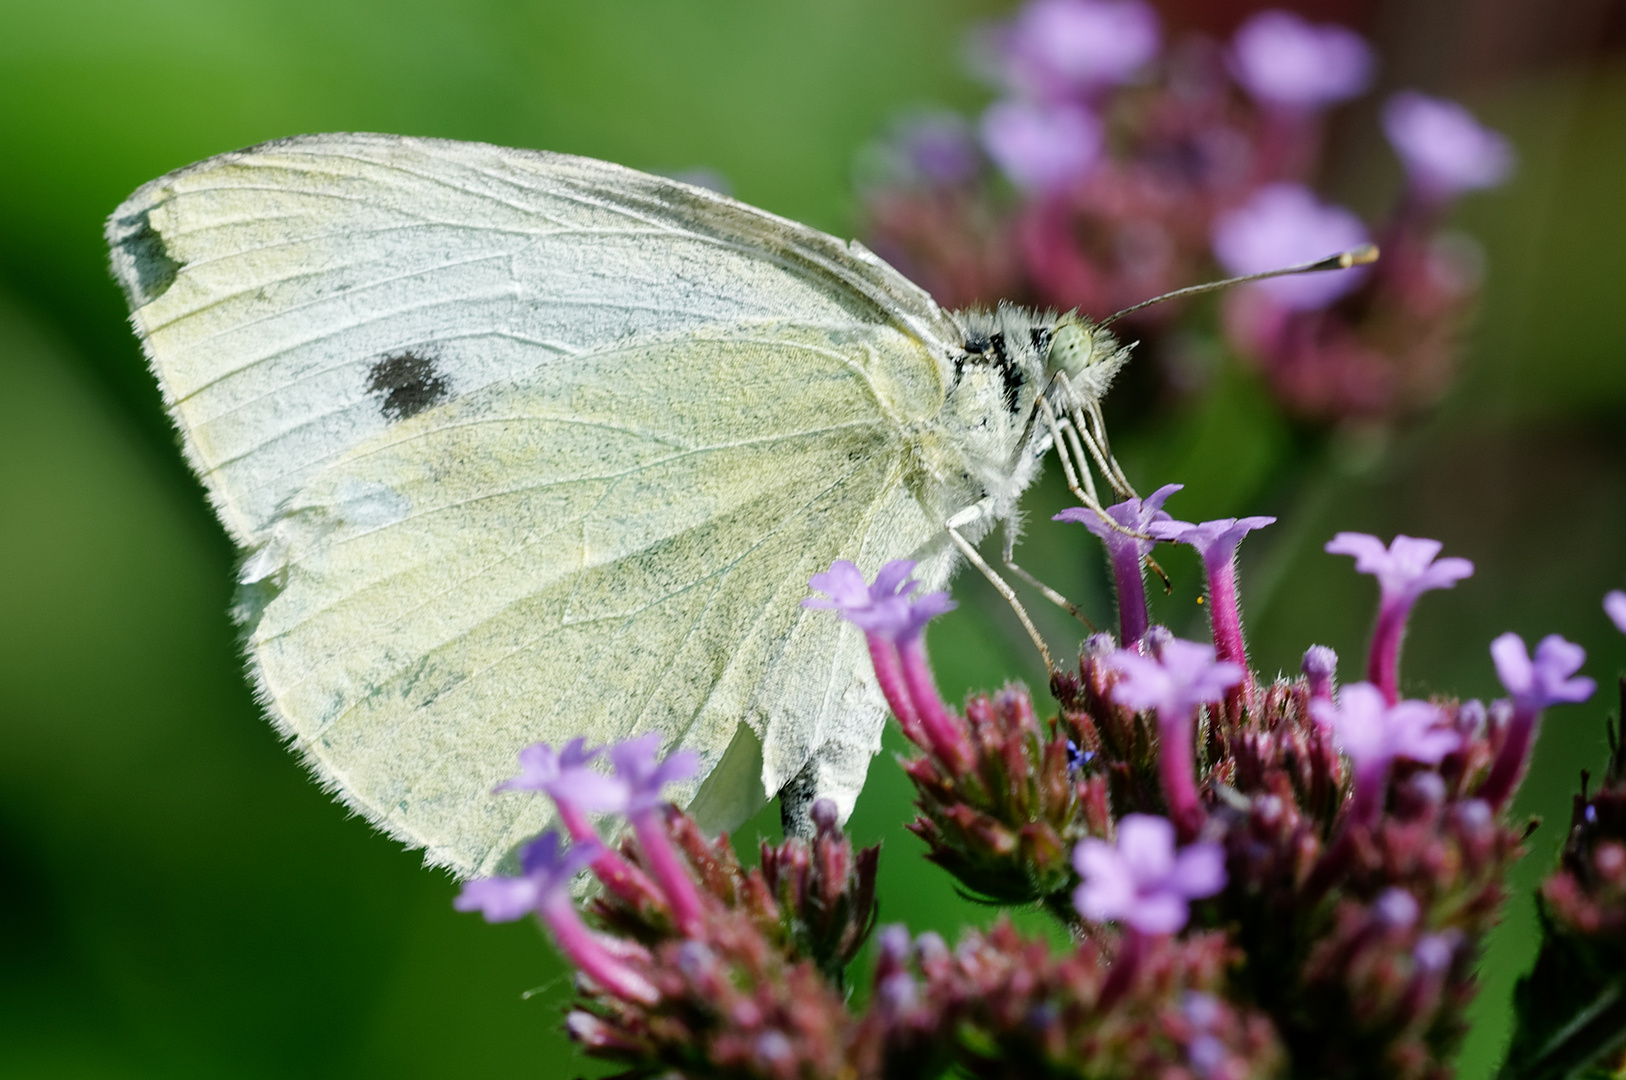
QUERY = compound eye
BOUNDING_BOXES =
[1048,318,1095,377]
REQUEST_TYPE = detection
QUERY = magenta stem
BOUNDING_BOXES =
[539,893,659,1004]
[555,802,663,909]
[1367,597,1413,705]
[1204,553,1253,714]
[1479,705,1540,810]
[631,809,705,936]
[1098,927,1146,1011]
[867,634,926,746]
[1158,709,1205,840]
[898,635,975,775]
[1349,758,1391,826]
[1110,542,1149,646]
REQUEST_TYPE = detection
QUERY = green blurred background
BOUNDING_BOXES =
[1,1,1623,1077]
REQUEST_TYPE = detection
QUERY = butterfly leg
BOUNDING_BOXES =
[945,501,1056,673]
[1000,521,1097,632]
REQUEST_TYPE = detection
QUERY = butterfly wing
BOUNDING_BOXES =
[244,322,952,875]
[106,132,957,547]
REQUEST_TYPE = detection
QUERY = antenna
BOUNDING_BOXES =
[1099,243,1379,327]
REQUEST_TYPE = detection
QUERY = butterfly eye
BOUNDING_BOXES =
[1047,317,1097,379]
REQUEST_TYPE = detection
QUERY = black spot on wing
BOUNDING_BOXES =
[113,209,182,306]
[367,352,450,422]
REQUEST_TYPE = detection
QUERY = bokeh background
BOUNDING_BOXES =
[2,1,1624,1077]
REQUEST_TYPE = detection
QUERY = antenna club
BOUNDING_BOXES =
[1341,243,1380,268]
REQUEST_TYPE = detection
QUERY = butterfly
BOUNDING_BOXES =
[106,133,1131,877]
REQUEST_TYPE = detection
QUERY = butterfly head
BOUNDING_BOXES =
[1042,311,1129,411]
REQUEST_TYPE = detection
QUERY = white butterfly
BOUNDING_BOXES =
[106,133,1130,876]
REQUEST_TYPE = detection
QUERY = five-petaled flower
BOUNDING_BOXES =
[980,100,1103,194]
[805,560,972,774]
[1607,591,1626,635]
[1479,633,1594,809]
[1073,814,1227,934]
[1325,533,1473,703]
[549,733,707,933]
[1228,10,1373,111]
[992,0,1161,99]
[456,832,660,1004]
[1312,682,1459,824]
[1107,638,1243,836]
[1152,516,1275,690]
[1056,483,1182,645]
[1382,91,1513,202]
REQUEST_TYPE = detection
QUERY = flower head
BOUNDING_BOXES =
[454,831,600,923]
[1324,533,1474,605]
[1072,814,1226,934]
[1605,591,1626,634]
[1491,633,1595,712]
[999,0,1161,96]
[1105,639,1243,724]
[1312,682,1459,768]
[1212,184,1371,310]
[547,732,699,817]
[803,559,954,642]
[1383,92,1513,199]
[1229,10,1373,110]
[980,99,1103,193]
[1151,516,1276,563]
[1055,483,1183,558]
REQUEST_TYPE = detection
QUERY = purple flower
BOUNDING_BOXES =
[1312,682,1458,824]
[1325,532,1473,703]
[999,0,1161,96]
[1375,887,1420,929]
[892,111,981,186]
[1212,184,1371,310]
[546,732,698,817]
[805,561,971,774]
[1325,532,1475,605]
[494,740,667,910]
[1151,517,1277,565]
[1108,639,1242,835]
[1105,639,1244,724]
[498,737,604,795]
[455,830,599,923]
[803,559,954,642]
[1479,632,1595,807]
[458,832,658,1003]
[1314,683,1458,768]
[1056,484,1182,644]
[1151,516,1275,679]
[546,733,706,933]
[1383,91,1513,200]
[980,99,1103,193]
[1230,10,1373,110]
[1604,590,1626,634]
[1072,814,1226,934]
[1302,645,1338,701]
[1491,633,1595,712]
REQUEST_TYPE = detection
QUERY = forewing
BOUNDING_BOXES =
[106,132,957,545]
[244,324,951,876]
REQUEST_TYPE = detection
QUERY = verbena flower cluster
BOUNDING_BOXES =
[458,476,1626,1079]
[856,2,1513,424]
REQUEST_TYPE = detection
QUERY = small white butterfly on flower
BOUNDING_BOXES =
[104,133,1185,875]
